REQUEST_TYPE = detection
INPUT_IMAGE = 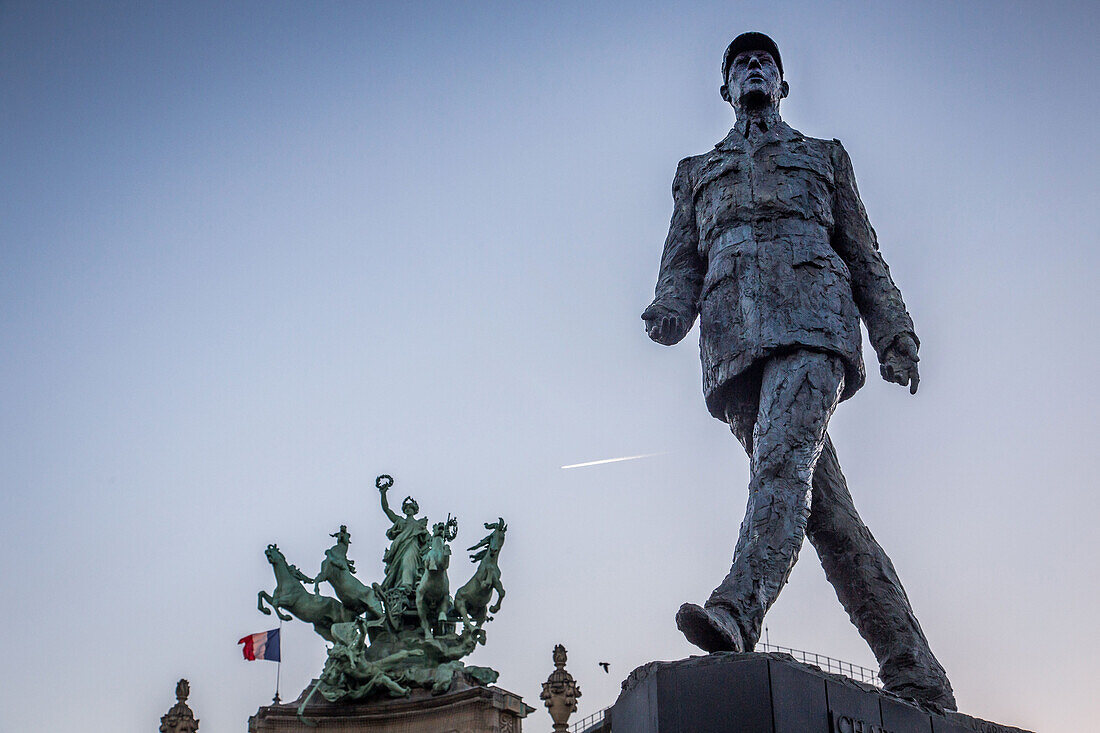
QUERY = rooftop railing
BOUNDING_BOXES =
[754,640,882,687]
[568,708,608,733]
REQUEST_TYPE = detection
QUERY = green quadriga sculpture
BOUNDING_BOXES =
[256,475,507,720]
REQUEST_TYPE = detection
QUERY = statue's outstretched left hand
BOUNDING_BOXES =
[880,333,920,394]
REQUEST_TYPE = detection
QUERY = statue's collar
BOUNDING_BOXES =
[714,118,801,151]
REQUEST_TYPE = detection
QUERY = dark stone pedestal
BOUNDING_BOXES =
[249,683,533,732]
[608,653,1034,733]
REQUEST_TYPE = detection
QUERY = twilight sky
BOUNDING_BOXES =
[2,1,1098,730]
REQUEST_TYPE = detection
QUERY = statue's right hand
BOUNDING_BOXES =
[376,474,393,493]
[642,303,686,346]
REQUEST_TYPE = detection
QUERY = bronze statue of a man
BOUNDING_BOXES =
[643,32,956,710]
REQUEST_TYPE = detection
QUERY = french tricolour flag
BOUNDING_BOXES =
[238,628,280,662]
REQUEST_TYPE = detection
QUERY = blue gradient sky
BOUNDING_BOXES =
[2,1,1098,730]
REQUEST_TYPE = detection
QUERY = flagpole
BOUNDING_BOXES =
[273,619,282,704]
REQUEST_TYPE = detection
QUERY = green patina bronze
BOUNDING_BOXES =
[253,474,507,721]
[454,519,507,633]
[310,525,385,622]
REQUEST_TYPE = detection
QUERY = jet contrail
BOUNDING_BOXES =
[561,452,665,470]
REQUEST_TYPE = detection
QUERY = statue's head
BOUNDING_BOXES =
[720,32,787,111]
[402,496,419,516]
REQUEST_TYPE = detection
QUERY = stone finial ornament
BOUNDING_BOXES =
[540,644,581,732]
[159,678,199,733]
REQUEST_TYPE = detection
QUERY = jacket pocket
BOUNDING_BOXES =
[692,156,740,202]
[790,240,851,283]
[772,152,833,180]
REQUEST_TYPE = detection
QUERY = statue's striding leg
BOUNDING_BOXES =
[680,350,843,653]
[806,436,957,710]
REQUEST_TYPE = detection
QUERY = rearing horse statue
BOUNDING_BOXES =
[258,544,355,642]
[416,515,458,639]
[310,526,385,622]
[453,518,507,633]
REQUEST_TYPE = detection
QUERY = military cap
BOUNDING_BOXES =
[722,32,783,81]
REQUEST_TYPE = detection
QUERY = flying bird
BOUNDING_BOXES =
[599,662,610,673]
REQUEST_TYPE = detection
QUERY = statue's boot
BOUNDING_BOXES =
[675,602,745,653]
[889,680,957,713]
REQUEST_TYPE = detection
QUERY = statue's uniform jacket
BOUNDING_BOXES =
[654,121,916,418]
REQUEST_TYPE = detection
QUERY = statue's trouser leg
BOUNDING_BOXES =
[806,436,956,707]
[708,350,844,647]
